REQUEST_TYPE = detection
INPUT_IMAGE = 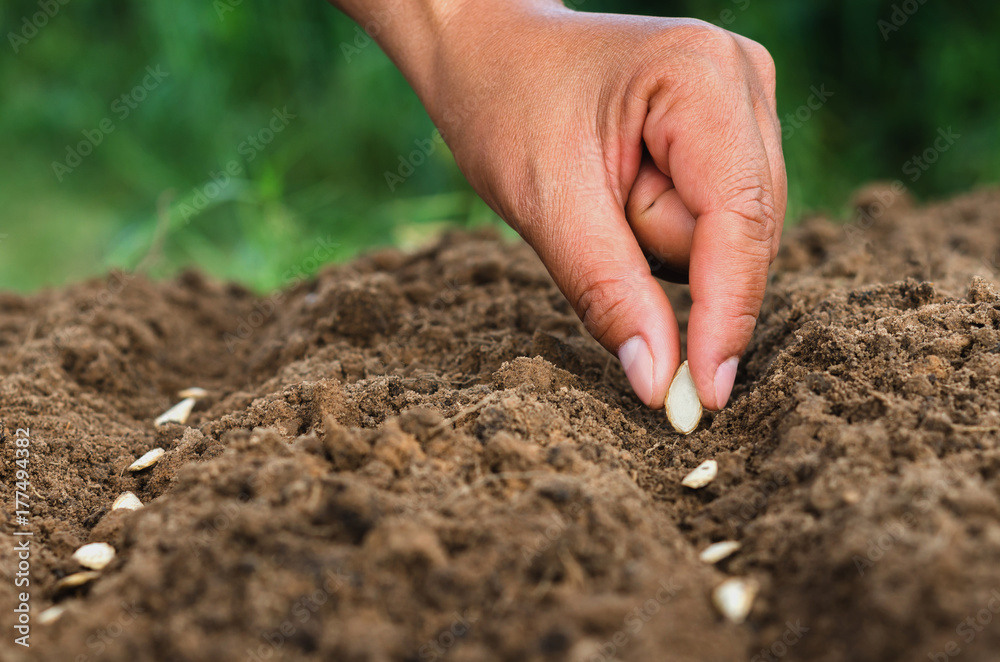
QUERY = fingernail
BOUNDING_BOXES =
[618,336,654,407]
[714,357,739,410]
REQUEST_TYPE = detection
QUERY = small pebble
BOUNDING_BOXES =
[112,491,144,511]
[72,542,116,571]
[127,448,165,472]
[699,541,742,564]
[154,398,196,426]
[681,459,718,489]
[713,577,759,624]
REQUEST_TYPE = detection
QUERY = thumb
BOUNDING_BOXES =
[522,191,681,408]
[644,63,782,410]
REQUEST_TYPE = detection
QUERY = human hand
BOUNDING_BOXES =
[333,0,786,410]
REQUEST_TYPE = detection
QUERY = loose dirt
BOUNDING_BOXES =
[2,186,1000,662]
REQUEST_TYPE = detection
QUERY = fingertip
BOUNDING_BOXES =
[616,313,679,410]
[712,356,739,411]
[618,336,654,407]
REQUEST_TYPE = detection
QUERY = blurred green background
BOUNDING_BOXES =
[1,0,998,292]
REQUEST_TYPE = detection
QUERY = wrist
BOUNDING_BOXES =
[333,0,566,122]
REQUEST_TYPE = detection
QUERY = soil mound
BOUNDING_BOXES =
[2,187,1000,661]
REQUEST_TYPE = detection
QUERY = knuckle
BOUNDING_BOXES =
[748,43,777,101]
[746,41,776,81]
[711,271,767,323]
[725,311,760,338]
[570,271,641,345]
[727,184,779,246]
[663,21,743,71]
[685,22,741,55]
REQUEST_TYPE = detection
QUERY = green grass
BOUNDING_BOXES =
[1,0,998,293]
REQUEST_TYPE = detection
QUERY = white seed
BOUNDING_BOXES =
[155,398,196,426]
[127,448,165,472]
[712,577,759,624]
[665,361,703,434]
[681,459,718,489]
[112,491,144,511]
[72,542,116,570]
[699,540,742,564]
[177,386,208,400]
[38,605,67,625]
[55,571,101,591]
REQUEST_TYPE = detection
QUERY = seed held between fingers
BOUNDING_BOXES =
[665,360,703,434]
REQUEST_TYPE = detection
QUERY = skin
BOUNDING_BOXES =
[330,0,787,411]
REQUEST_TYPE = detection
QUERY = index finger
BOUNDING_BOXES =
[644,59,782,410]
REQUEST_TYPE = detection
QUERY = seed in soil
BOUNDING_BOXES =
[71,542,116,570]
[712,577,759,624]
[665,360,702,434]
[699,541,742,564]
[112,491,143,511]
[127,448,165,472]
[55,571,101,592]
[37,605,67,625]
[681,459,718,489]
[154,398,196,426]
[177,386,208,399]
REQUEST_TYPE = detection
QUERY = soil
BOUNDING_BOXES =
[2,186,1000,662]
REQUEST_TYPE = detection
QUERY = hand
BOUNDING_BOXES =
[332,0,786,410]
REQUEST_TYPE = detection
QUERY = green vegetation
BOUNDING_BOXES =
[2,0,997,292]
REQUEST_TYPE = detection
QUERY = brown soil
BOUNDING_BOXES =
[2,187,1000,662]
